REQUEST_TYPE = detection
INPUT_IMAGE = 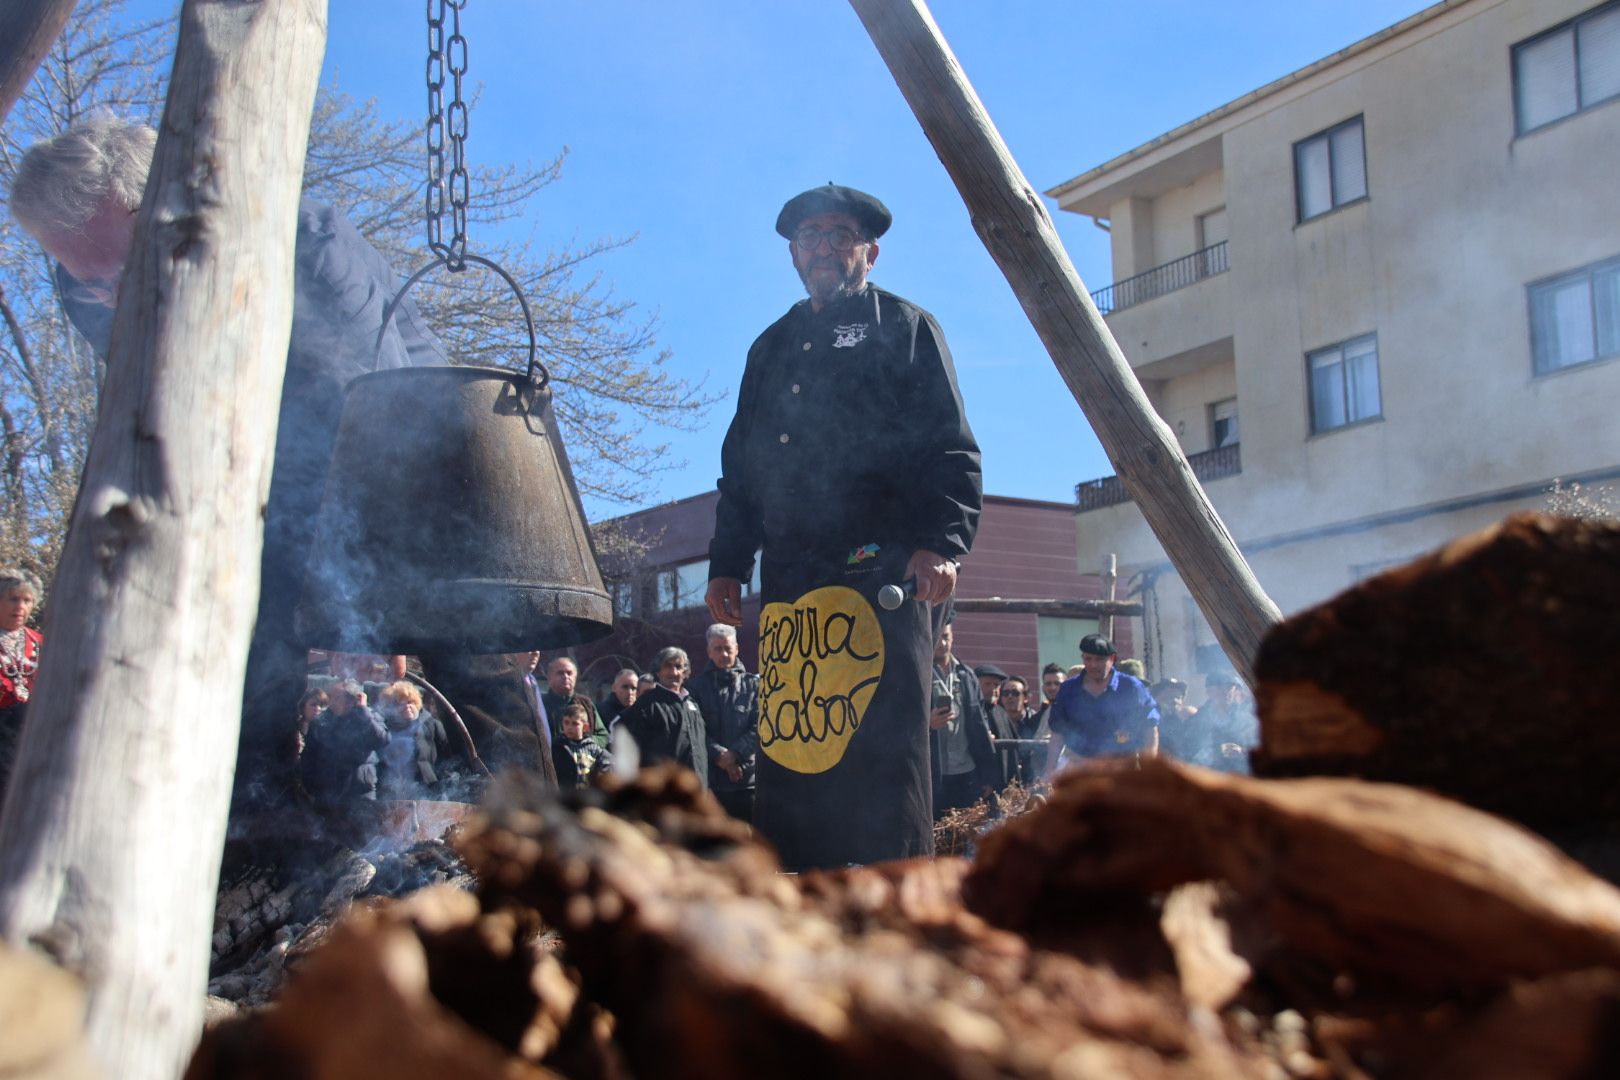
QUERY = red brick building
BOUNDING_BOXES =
[571,492,1127,696]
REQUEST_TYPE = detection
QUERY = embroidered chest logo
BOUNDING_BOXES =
[832,323,868,348]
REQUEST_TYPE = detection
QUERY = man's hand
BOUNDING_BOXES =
[725,762,744,783]
[905,548,959,605]
[929,705,952,730]
[715,747,739,772]
[705,577,744,626]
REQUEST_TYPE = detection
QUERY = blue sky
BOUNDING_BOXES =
[204,1,1427,518]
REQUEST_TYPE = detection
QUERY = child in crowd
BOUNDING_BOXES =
[553,702,611,790]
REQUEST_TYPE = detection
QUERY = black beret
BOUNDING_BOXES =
[973,664,1008,681]
[1078,633,1115,656]
[775,184,892,240]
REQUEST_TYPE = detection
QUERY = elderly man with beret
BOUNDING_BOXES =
[705,184,982,870]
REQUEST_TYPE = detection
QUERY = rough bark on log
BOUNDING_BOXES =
[0,2,327,1076]
[967,759,1620,993]
[0,0,78,126]
[847,0,1281,681]
[452,767,1270,1080]
[1251,513,1620,832]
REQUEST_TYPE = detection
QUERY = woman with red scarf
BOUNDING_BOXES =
[0,568,43,799]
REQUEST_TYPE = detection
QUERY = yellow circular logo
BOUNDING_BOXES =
[757,585,886,774]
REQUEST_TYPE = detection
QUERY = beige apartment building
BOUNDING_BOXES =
[1049,0,1620,682]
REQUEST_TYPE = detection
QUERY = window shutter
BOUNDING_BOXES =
[1579,6,1620,107]
[1515,30,1578,131]
[1296,137,1332,220]
[1330,120,1367,204]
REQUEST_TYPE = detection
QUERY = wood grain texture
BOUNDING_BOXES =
[0,2,327,1076]
[847,0,1280,681]
[0,0,78,126]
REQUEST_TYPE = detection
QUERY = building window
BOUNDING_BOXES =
[1209,397,1239,449]
[1293,116,1366,222]
[609,579,634,617]
[1529,255,1620,374]
[653,559,710,612]
[1036,615,1097,673]
[1307,333,1381,433]
[1513,2,1620,135]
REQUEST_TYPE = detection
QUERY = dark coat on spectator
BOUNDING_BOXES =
[301,705,389,802]
[417,654,558,787]
[928,657,1002,804]
[377,712,451,798]
[554,736,613,790]
[1012,705,1052,785]
[689,661,760,793]
[621,684,709,788]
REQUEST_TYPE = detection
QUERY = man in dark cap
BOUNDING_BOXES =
[705,184,982,870]
[1042,633,1159,776]
[972,662,1019,791]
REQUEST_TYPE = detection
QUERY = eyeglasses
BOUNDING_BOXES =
[1000,688,1024,697]
[793,225,864,253]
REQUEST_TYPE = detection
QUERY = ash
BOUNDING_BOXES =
[207,833,473,1009]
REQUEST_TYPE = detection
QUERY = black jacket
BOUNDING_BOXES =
[708,285,981,587]
[1012,705,1053,785]
[928,657,1002,803]
[553,736,612,790]
[620,684,709,788]
[301,705,389,802]
[689,662,760,792]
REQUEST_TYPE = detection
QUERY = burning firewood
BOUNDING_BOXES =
[1251,512,1620,836]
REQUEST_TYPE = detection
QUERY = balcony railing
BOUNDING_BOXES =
[1089,240,1228,316]
[1075,442,1241,513]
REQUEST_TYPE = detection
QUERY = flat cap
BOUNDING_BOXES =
[776,184,892,240]
[973,664,1008,681]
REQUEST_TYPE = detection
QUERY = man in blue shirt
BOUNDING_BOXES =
[1043,634,1160,776]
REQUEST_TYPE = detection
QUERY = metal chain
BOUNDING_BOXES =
[426,0,470,270]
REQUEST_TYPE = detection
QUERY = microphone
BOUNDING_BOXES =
[878,579,916,611]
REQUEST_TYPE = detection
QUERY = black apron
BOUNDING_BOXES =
[753,542,938,870]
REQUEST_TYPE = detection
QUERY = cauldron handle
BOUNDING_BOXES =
[375,253,548,390]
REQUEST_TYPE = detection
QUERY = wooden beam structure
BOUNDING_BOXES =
[0,0,77,126]
[848,0,1281,682]
[0,2,327,1076]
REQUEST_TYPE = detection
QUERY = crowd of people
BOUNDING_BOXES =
[278,619,1260,833]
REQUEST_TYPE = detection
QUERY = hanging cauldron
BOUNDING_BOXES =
[295,257,613,655]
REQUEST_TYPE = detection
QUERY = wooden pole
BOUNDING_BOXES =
[1098,553,1118,643]
[0,2,327,1077]
[848,0,1281,682]
[0,0,77,126]
[951,597,1140,618]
